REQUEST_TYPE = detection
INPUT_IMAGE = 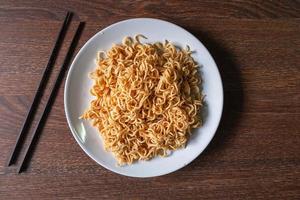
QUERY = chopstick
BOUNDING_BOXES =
[7,11,72,167]
[17,22,85,173]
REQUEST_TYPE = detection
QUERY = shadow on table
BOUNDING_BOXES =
[178,27,245,172]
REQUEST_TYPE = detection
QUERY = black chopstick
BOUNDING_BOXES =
[7,11,72,167]
[17,22,85,173]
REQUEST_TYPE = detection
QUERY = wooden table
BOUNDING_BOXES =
[0,1,299,199]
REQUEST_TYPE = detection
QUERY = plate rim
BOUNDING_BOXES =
[64,17,224,177]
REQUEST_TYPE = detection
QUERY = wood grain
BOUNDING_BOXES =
[0,0,299,199]
[1,0,300,21]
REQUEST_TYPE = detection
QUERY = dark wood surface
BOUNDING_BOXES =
[0,0,299,199]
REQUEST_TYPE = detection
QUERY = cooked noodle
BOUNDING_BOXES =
[81,35,203,165]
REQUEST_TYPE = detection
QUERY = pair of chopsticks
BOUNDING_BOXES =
[7,11,84,173]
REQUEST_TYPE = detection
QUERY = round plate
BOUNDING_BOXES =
[64,18,223,177]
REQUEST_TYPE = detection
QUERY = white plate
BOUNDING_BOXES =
[64,18,223,177]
